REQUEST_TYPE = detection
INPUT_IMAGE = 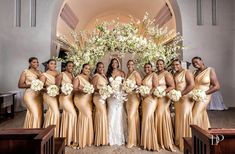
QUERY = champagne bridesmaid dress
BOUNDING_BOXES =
[42,73,60,137]
[23,69,43,128]
[74,75,94,148]
[141,72,159,151]
[92,73,109,146]
[174,69,194,151]
[59,72,78,146]
[155,71,174,151]
[192,68,212,130]
[125,71,140,148]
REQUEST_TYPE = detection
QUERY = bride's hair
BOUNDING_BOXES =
[106,58,119,78]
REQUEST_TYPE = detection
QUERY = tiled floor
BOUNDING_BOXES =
[0,109,234,154]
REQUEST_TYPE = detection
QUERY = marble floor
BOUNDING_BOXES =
[0,109,235,154]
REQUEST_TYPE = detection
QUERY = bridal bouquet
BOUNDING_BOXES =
[167,89,181,102]
[122,79,137,93]
[61,83,73,95]
[99,85,113,100]
[109,76,123,92]
[83,83,94,94]
[47,85,59,97]
[189,89,207,102]
[30,79,43,91]
[153,86,166,98]
[138,85,150,96]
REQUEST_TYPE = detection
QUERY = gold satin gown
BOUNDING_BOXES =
[155,71,174,151]
[74,75,94,148]
[141,72,159,151]
[125,71,140,148]
[42,73,60,137]
[192,67,212,130]
[59,72,78,146]
[174,69,194,151]
[23,69,43,128]
[92,73,109,146]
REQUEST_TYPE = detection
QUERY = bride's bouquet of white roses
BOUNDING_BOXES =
[153,86,166,98]
[83,83,94,94]
[109,76,123,92]
[47,85,59,97]
[30,79,43,91]
[122,79,137,93]
[167,89,182,102]
[61,83,73,95]
[138,85,150,96]
[99,85,113,101]
[189,89,207,102]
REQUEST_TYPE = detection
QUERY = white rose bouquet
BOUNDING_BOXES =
[30,79,43,91]
[61,83,73,95]
[138,85,150,96]
[83,83,94,94]
[99,85,113,100]
[47,85,59,97]
[189,89,207,102]
[167,89,182,102]
[153,86,166,98]
[122,79,137,93]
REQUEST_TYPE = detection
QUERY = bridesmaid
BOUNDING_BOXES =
[171,59,195,151]
[73,63,94,148]
[40,59,60,137]
[56,61,78,146]
[191,57,220,130]
[18,57,43,128]
[140,63,159,151]
[155,59,175,151]
[125,60,142,148]
[91,62,109,146]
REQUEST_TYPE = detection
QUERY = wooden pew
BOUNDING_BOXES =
[184,125,235,154]
[0,125,65,154]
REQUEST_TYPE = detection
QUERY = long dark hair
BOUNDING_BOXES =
[28,57,38,69]
[80,63,89,74]
[106,58,119,78]
[94,62,104,74]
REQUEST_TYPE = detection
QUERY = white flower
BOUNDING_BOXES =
[109,77,114,82]
[138,85,150,96]
[123,79,137,93]
[153,86,166,98]
[30,79,43,91]
[61,83,73,95]
[99,85,113,100]
[189,89,207,102]
[83,83,94,94]
[47,85,59,97]
[167,89,181,102]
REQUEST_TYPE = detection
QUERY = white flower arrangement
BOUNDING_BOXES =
[99,85,113,100]
[153,86,166,98]
[47,85,59,97]
[167,89,182,102]
[189,89,207,102]
[138,85,150,96]
[61,83,73,95]
[56,12,183,75]
[30,79,43,91]
[122,79,137,93]
[83,83,94,94]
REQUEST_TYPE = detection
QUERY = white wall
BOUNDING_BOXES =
[0,0,58,91]
[178,0,234,107]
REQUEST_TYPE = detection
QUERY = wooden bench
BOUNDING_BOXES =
[0,125,65,154]
[183,125,235,154]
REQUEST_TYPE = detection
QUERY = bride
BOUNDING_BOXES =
[106,58,127,145]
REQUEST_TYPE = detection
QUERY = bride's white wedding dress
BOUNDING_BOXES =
[107,76,127,145]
